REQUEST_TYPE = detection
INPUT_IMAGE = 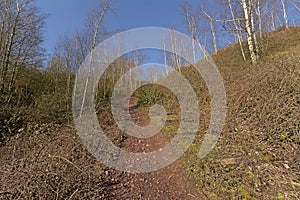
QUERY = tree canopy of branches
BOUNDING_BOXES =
[0,0,46,94]
[182,0,300,64]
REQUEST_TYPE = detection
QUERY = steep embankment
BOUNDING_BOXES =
[182,27,300,199]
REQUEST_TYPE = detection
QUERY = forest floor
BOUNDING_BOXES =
[0,100,204,199]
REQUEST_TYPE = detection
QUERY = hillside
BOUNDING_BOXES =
[181,26,300,199]
[0,27,299,199]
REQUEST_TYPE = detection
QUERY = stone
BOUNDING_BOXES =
[221,158,237,166]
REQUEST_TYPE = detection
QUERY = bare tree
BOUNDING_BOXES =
[79,0,113,116]
[200,7,218,54]
[240,0,258,63]
[181,2,212,63]
[292,1,300,12]
[182,3,200,63]
[227,0,246,60]
[266,1,283,31]
[163,38,169,75]
[182,0,298,64]
[280,0,289,28]
[169,26,182,72]
[0,0,46,94]
[249,0,260,57]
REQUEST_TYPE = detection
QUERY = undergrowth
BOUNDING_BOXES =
[182,27,300,199]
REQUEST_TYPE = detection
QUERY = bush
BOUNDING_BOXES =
[136,84,162,106]
[0,68,73,143]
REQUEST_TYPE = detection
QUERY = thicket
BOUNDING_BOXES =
[0,68,74,143]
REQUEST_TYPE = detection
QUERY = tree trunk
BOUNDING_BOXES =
[183,5,197,63]
[271,12,276,31]
[241,0,257,64]
[163,42,169,74]
[170,28,181,72]
[209,20,218,54]
[0,6,20,93]
[80,1,111,116]
[227,0,246,61]
[249,0,259,59]
[280,0,289,28]
[256,0,263,39]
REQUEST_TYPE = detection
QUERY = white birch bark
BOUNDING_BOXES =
[256,0,263,39]
[201,8,218,54]
[249,0,259,58]
[280,0,289,28]
[80,0,111,116]
[241,0,257,63]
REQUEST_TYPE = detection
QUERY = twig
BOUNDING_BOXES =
[68,188,79,200]
[48,155,82,172]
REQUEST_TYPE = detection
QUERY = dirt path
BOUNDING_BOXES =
[0,100,204,199]
[102,100,203,199]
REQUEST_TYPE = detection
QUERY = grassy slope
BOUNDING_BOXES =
[182,27,300,199]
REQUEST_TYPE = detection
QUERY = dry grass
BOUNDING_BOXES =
[0,125,127,199]
[182,27,300,199]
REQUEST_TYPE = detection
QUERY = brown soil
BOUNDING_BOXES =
[0,100,203,199]
[107,103,203,199]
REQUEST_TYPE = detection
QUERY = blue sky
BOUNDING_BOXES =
[37,0,300,58]
[36,0,202,57]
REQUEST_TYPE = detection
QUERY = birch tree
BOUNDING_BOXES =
[182,3,200,63]
[280,0,289,28]
[182,3,215,64]
[221,0,260,63]
[241,0,258,63]
[227,0,246,60]
[79,0,113,116]
[249,0,260,57]
[200,7,218,54]
[170,26,182,72]
[292,1,300,12]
